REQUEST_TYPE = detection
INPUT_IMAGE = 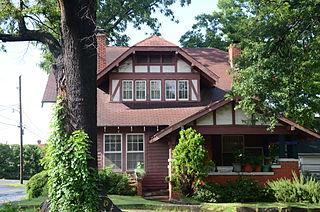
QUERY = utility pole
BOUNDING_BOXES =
[19,75,24,184]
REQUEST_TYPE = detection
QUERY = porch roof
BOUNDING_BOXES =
[149,99,320,143]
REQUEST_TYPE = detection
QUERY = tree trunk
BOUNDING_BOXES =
[58,0,98,167]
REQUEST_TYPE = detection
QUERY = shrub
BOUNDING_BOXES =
[171,128,213,197]
[26,171,48,199]
[194,177,274,203]
[268,172,320,203]
[98,167,136,195]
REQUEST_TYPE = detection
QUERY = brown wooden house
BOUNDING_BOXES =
[42,34,320,199]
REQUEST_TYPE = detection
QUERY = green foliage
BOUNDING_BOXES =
[98,167,136,196]
[0,143,44,180]
[194,178,274,203]
[171,128,213,197]
[45,98,98,212]
[181,0,320,130]
[268,172,320,203]
[26,171,48,199]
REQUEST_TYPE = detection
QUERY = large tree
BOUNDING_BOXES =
[0,0,191,210]
[180,0,320,130]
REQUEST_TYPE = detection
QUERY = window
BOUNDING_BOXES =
[127,134,144,170]
[135,80,146,101]
[150,80,161,101]
[122,80,133,101]
[150,55,161,64]
[136,55,147,64]
[162,55,173,64]
[178,80,189,100]
[104,134,122,170]
[222,135,244,165]
[165,80,176,100]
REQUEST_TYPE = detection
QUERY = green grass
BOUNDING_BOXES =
[15,196,46,207]
[109,195,170,205]
[4,183,26,188]
[203,202,320,212]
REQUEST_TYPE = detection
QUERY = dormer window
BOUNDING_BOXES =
[165,80,176,101]
[178,80,189,100]
[135,80,146,101]
[122,80,133,101]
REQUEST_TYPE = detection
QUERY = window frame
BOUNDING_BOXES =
[150,80,161,101]
[135,80,146,101]
[165,80,177,101]
[103,133,123,171]
[126,133,145,171]
[221,135,244,166]
[122,80,133,101]
[178,80,189,101]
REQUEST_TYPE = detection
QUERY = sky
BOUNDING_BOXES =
[0,0,219,145]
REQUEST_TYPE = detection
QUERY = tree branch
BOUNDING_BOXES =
[0,30,62,58]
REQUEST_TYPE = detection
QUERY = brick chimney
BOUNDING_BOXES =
[228,43,241,68]
[96,32,107,73]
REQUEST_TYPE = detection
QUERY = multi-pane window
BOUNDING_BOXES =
[222,135,244,166]
[135,80,146,101]
[122,80,133,101]
[127,134,144,170]
[150,80,161,100]
[104,134,122,170]
[178,80,189,100]
[165,80,176,100]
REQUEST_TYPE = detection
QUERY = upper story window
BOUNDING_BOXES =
[165,80,176,101]
[178,80,189,100]
[150,80,161,101]
[135,80,146,101]
[135,54,174,65]
[122,80,133,101]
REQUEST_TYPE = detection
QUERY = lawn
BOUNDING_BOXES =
[4,183,26,188]
[203,202,320,212]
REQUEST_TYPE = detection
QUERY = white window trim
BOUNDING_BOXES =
[103,133,123,171]
[135,80,146,101]
[178,80,189,101]
[165,80,176,101]
[122,80,133,101]
[150,80,161,101]
[126,133,145,171]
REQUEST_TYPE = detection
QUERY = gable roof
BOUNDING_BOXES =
[133,35,177,47]
[149,100,320,143]
[97,36,220,85]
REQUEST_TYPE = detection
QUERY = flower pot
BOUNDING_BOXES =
[244,162,253,172]
[255,165,262,172]
[262,165,270,172]
[232,163,242,172]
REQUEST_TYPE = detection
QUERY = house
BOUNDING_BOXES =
[42,33,320,199]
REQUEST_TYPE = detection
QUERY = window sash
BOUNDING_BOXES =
[122,80,133,101]
[150,80,161,100]
[135,80,146,101]
[104,134,122,170]
[178,80,189,100]
[127,134,144,170]
[165,80,176,100]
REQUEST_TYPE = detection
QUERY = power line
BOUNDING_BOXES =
[0,121,19,127]
[22,110,46,137]
[0,114,19,125]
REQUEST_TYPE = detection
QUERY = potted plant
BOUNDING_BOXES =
[269,144,279,164]
[243,155,254,172]
[253,155,265,172]
[134,162,146,180]
[232,149,244,172]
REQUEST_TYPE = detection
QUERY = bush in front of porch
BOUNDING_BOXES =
[193,177,274,203]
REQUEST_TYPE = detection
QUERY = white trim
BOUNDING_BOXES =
[135,80,146,101]
[122,80,133,101]
[150,80,161,101]
[126,133,145,171]
[178,80,189,101]
[278,158,299,162]
[271,164,281,169]
[103,133,123,171]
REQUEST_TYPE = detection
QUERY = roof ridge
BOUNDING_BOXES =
[133,35,177,47]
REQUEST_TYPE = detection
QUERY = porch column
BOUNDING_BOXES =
[279,134,286,158]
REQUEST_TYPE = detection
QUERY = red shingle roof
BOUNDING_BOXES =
[133,35,177,47]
